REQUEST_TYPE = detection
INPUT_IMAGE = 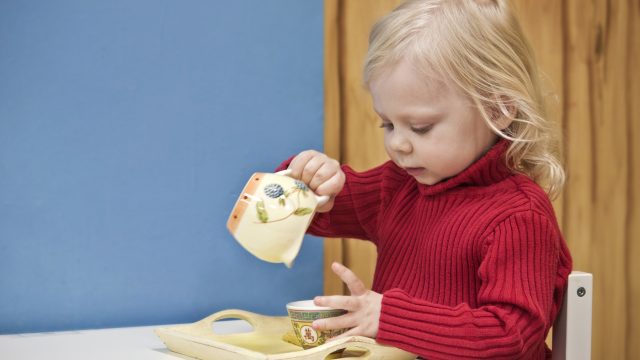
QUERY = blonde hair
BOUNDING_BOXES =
[364,0,565,199]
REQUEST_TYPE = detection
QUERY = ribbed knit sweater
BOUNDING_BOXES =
[291,140,572,359]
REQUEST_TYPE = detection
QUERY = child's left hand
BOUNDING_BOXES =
[312,262,382,340]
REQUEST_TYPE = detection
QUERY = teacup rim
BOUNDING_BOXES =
[286,300,341,311]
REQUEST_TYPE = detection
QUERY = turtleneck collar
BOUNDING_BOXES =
[416,139,513,197]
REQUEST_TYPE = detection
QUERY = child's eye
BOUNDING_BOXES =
[379,122,394,131]
[411,124,433,134]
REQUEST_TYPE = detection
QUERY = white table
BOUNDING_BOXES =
[0,320,252,360]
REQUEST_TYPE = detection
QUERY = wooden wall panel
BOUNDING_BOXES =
[323,0,344,296]
[324,0,639,358]
[563,0,632,358]
[627,2,640,358]
[563,0,595,287]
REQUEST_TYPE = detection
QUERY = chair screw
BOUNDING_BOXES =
[577,287,586,297]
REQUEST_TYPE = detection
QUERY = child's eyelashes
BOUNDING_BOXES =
[379,122,394,131]
[380,121,433,135]
[411,124,433,134]
[379,122,433,135]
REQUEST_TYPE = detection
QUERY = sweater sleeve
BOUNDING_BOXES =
[376,210,572,359]
[275,158,407,244]
[308,164,395,243]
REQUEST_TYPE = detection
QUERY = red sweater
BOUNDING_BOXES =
[298,141,572,359]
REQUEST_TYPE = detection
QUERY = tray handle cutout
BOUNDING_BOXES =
[193,309,273,335]
[323,345,371,360]
[308,336,416,360]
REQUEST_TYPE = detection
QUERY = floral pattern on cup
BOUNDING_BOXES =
[255,182,313,223]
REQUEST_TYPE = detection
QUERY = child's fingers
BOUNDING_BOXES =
[332,262,367,296]
[315,171,345,196]
[309,161,339,191]
[301,154,326,186]
[312,312,356,331]
[288,150,318,179]
[314,295,358,311]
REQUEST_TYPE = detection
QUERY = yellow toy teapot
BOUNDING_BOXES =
[227,169,329,267]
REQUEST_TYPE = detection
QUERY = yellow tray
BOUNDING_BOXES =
[155,309,417,360]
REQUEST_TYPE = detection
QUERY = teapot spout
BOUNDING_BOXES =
[280,240,301,268]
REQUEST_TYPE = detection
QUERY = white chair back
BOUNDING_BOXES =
[552,271,593,360]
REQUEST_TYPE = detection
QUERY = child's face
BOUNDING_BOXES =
[369,59,498,185]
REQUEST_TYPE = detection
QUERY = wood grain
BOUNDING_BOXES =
[323,0,344,296]
[626,1,640,357]
[563,0,631,358]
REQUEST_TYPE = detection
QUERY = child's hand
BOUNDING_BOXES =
[287,150,345,213]
[311,262,382,339]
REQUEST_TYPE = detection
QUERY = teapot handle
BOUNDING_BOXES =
[275,168,293,176]
[315,194,330,206]
[276,169,330,206]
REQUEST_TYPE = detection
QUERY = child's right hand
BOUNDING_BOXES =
[287,150,345,213]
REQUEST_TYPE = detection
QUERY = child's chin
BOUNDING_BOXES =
[415,176,442,186]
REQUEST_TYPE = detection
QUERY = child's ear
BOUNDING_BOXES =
[491,96,516,131]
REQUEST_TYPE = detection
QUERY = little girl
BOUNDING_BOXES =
[279,0,572,358]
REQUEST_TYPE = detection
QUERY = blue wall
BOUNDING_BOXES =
[0,0,324,333]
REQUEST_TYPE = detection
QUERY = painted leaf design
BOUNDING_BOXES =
[293,208,313,216]
[256,200,269,223]
[278,198,286,207]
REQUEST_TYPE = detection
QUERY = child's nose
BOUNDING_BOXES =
[389,133,412,154]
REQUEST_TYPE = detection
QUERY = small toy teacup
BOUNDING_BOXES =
[227,169,329,268]
[286,300,348,349]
